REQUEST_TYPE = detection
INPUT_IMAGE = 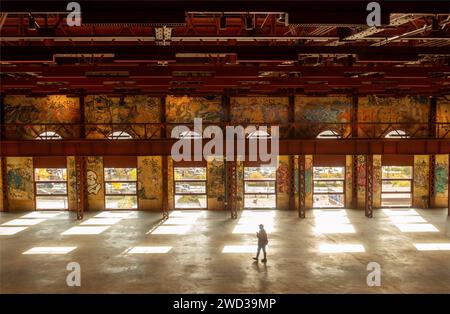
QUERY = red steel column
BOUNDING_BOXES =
[298,155,306,218]
[1,157,9,212]
[75,156,86,220]
[365,155,373,218]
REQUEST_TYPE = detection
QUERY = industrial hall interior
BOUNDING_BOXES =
[0,0,449,294]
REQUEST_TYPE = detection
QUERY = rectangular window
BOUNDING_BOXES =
[34,168,68,210]
[174,167,207,208]
[244,166,276,208]
[313,167,345,208]
[104,168,138,209]
[381,166,412,207]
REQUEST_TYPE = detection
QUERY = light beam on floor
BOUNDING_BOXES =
[22,246,77,255]
[414,243,450,251]
[61,226,110,235]
[125,246,172,254]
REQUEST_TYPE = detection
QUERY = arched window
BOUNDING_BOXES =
[247,130,271,139]
[172,127,202,139]
[36,131,62,140]
[107,131,133,140]
[385,129,409,139]
[317,130,341,139]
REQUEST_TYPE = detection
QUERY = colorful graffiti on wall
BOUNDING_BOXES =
[166,95,223,123]
[6,157,34,200]
[276,157,290,194]
[294,96,352,138]
[85,95,161,139]
[358,96,429,138]
[230,97,289,124]
[435,162,448,194]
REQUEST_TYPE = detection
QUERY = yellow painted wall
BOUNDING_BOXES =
[437,96,450,138]
[277,156,290,210]
[67,157,77,211]
[413,155,429,208]
[6,157,34,211]
[373,155,382,208]
[207,158,225,211]
[86,157,104,211]
[167,157,174,210]
[138,156,163,211]
[345,155,353,208]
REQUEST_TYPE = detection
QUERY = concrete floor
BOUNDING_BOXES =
[0,208,449,293]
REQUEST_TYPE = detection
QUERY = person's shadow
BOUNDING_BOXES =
[252,261,268,273]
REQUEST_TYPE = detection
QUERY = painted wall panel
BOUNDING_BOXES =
[138,156,163,211]
[85,95,161,139]
[358,96,429,138]
[86,156,104,211]
[413,155,429,208]
[295,96,352,138]
[6,157,34,211]
[437,96,450,138]
[434,154,449,208]
[345,155,353,208]
[207,158,225,210]
[4,95,80,139]
[373,155,382,208]
[67,156,77,211]
[277,156,290,210]
[305,155,313,209]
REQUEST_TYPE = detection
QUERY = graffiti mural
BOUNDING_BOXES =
[276,157,290,194]
[435,162,448,194]
[230,97,289,123]
[4,95,80,139]
[86,157,104,210]
[358,96,429,138]
[85,95,161,139]
[437,97,450,138]
[137,157,162,200]
[6,157,34,200]
[295,96,352,138]
[207,159,225,200]
[166,96,223,123]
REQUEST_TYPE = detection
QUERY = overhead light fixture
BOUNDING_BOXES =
[276,13,288,26]
[155,26,172,46]
[28,14,36,30]
[219,14,227,29]
[244,14,254,30]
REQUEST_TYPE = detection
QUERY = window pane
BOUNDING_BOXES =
[244,194,276,208]
[382,166,412,179]
[36,182,67,195]
[313,167,345,180]
[105,182,137,194]
[174,195,207,208]
[175,182,206,194]
[105,195,138,209]
[174,167,207,180]
[244,167,276,180]
[313,194,345,208]
[36,196,68,209]
[382,180,412,193]
[313,180,344,193]
[244,181,276,193]
[381,193,412,207]
[104,168,137,181]
[35,168,67,181]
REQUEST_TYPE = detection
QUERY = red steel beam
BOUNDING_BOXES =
[2,139,449,157]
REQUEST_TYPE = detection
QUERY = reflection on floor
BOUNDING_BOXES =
[0,208,449,293]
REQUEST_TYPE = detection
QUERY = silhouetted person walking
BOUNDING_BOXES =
[253,224,268,263]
